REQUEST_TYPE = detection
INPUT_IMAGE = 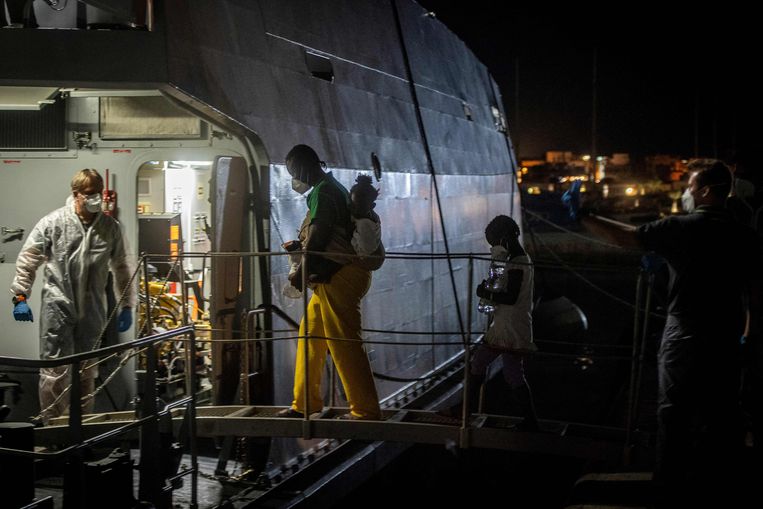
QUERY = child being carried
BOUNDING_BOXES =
[349,175,381,259]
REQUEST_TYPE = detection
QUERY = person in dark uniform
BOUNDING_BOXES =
[590,159,761,505]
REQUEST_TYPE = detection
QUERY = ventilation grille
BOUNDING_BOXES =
[305,51,334,82]
[0,100,67,150]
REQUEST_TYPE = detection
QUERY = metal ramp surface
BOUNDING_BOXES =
[36,406,624,461]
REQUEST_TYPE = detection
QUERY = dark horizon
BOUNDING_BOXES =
[416,2,756,162]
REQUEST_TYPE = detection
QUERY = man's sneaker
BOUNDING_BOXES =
[275,408,304,418]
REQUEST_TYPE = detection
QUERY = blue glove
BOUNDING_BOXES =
[13,301,33,322]
[640,253,665,274]
[118,307,133,332]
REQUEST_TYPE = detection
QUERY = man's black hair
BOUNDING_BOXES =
[286,144,322,180]
[485,215,520,246]
[689,159,732,200]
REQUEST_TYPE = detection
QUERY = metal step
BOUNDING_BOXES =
[36,405,625,461]
[567,471,654,508]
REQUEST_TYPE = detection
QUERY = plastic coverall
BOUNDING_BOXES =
[11,196,135,421]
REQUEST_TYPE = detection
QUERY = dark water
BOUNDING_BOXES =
[334,441,587,508]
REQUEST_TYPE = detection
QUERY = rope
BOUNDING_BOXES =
[533,260,639,273]
[33,257,146,421]
[534,338,631,350]
[531,228,665,318]
[525,209,641,252]
[170,332,637,362]
[28,237,653,419]
[82,348,144,405]
[372,370,448,383]
[390,0,467,347]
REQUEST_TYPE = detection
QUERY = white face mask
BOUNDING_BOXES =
[84,193,103,213]
[291,178,310,195]
[680,188,694,213]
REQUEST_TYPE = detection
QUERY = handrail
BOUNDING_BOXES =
[0,324,198,508]
[0,325,195,369]
[0,244,652,506]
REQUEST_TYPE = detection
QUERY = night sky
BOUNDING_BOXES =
[417,2,756,161]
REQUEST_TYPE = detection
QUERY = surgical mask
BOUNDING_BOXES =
[291,178,310,194]
[84,193,103,213]
[680,188,694,213]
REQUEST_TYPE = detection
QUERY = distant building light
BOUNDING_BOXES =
[521,167,529,174]
[580,185,587,193]
[582,155,591,161]
[625,186,636,196]
[527,186,542,195]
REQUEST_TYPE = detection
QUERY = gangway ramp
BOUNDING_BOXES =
[36,406,624,461]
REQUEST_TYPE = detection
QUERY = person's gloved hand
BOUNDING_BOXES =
[640,252,665,274]
[118,307,133,332]
[13,300,33,322]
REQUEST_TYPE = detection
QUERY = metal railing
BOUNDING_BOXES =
[0,245,657,506]
[142,248,653,455]
[0,325,198,508]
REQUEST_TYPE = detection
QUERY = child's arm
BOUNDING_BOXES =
[477,269,523,305]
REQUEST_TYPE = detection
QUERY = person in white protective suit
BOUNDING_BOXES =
[10,169,135,423]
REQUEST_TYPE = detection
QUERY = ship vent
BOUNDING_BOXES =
[0,100,66,150]
[305,51,334,83]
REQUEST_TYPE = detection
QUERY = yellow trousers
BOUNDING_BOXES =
[291,263,381,419]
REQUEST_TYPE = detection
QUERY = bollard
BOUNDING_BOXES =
[0,422,35,507]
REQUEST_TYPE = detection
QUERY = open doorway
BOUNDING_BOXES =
[136,159,214,399]
[137,159,212,279]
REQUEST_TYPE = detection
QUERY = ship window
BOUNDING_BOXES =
[305,51,334,83]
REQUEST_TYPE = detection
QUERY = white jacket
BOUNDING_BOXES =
[483,246,536,353]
